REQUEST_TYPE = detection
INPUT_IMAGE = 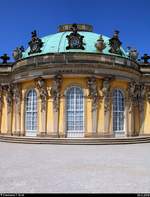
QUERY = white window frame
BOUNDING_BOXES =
[25,89,37,136]
[66,86,84,138]
[112,89,125,135]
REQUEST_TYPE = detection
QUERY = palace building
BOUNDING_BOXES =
[0,23,150,140]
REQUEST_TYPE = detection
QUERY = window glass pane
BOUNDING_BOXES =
[113,89,124,133]
[66,87,84,135]
[25,89,37,135]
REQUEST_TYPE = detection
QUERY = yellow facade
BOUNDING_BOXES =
[1,77,150,137]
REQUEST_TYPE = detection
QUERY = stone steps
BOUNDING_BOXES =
[0,135,150,145]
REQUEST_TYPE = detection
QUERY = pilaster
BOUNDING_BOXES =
[49,74,62,138]
[0,85,3,134]
[40,108,47,136]
[139,85,146,135]
[87,76,100,137]
[12,83,21,136]
[127,103,135,136]
[59,96,66,138]
[102,77,111,135]
[20,97,25,136]
[4,85,13,135]
[6,103,12,135]
[34,77,48,136]
[84,97,92,137]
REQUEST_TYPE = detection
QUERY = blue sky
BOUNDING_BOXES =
[0,0,149,61]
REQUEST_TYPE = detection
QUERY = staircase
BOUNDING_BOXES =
[0,135,150,145]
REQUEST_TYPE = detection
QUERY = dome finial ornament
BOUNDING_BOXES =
[95,35,106,53]
[109,30,122,55]
[0,53,10,64]
[141,53,150,63]
[28,30,43,55]
[66,24,85,50]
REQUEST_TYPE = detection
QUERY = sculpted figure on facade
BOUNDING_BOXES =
[134,83,145,106]
[128,81,144,109]
[102,78,111,113]
[128,81,136,98]
[140,83,146,99]
[146,86,150,103]
[138,83,146,112]
[12,83,21,105]
[87,76,99,111]
[35,77,48,112]
[3,84,13,113]
[50,74,62,112]
[127,80,136,110]
[134,83,140,106]
[128,81,146,111]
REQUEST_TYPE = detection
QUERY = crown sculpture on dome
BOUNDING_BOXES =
[28,30,43,55]
[95,35,106,53]
[109,30,122,55]
[66,24,85,50]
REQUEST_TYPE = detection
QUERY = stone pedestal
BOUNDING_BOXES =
[60,97,66,138]
[20,99,25,136]
[6,104,12,135]
[40,109,47,136]
[14,103,21,136]
[139,101,145,135]
[53,110,59,137]
[47,107,59,138]
[104,97,111,135]
[104,109,110,134]
[128,104,134,137]
[92,109,97,134]
[0,107,2,134]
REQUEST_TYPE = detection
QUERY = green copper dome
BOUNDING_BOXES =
[22,30,128,59]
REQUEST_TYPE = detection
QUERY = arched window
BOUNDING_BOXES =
[66,86,84,137]
[112,89,125,134]
[25,89,37,136]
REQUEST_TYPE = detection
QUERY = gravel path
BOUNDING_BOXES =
[0,142,150,193]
